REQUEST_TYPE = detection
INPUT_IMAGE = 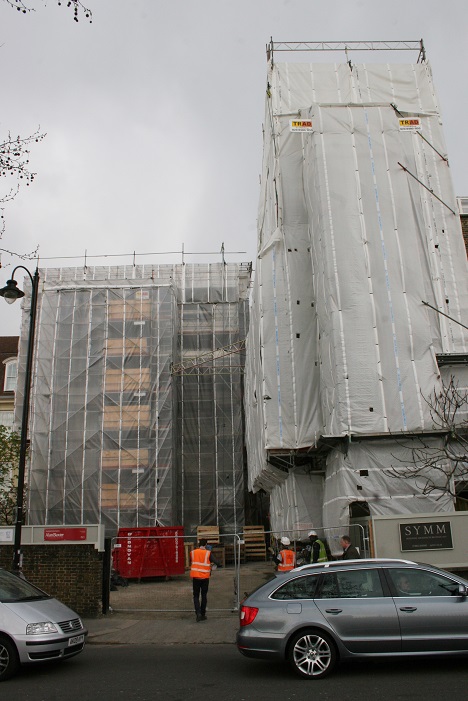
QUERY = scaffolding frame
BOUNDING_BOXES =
[176,294,248,535]
[171,339,246,376]
[20,263,250,536]
[266,39,426,64]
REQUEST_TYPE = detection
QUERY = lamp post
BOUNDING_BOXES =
[0,266,39,572]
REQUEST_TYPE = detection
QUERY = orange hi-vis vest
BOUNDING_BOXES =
[277,548,295,572]
[190,548,211,579]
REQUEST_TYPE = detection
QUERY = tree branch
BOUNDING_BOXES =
[386,376,468,501]
[3,0,92,23]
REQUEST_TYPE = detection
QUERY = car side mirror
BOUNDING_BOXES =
[457,584,468,597]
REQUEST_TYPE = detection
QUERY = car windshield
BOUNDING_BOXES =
[0,569,51,603]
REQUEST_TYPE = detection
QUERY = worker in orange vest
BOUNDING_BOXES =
[190,538,222,621]
[274,536,296,572]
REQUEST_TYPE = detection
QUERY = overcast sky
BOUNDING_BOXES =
[1,0,467,335]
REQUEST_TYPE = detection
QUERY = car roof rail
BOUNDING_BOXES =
[294,557,417,572]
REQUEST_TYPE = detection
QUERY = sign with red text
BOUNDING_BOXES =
[290,119,313,132]
[44,528,88,542]
[398,118,422,132]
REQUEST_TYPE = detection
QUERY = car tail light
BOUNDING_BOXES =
[240,605,259,627]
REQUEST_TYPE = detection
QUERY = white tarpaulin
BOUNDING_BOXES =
[322,439,453,530]
[245,59,468,530]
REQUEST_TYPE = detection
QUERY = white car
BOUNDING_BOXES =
[0,567,87,681]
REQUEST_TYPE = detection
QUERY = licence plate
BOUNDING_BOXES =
[68,634,85,646]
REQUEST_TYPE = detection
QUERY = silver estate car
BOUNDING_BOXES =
[0,567,87,681]
[237,558,468,679]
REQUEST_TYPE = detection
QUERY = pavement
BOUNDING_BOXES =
[83,612,240,645]
[83,560,274,646]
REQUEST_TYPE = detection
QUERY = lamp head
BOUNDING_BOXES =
[0,279,25,305]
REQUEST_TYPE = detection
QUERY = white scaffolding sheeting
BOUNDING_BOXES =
[269,470,324,541]
[245,59,468,530]
[322,440,454,530]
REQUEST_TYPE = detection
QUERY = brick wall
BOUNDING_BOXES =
[0,544,103,617]
[461,215,468,255]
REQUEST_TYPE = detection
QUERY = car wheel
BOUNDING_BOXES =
[288,629,337,679]
[0,635,20,682]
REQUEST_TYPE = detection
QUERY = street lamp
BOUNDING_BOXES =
[0,266,40,572]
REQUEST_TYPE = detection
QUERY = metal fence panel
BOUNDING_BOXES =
[109,524,369,614]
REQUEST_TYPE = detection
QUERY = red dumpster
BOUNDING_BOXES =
[113,527,185,579]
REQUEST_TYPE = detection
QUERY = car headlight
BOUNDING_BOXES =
[26,622,58,635]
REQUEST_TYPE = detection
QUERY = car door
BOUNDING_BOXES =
[263,573,323,634]
[313,568,401,653]
[386,567,468,652]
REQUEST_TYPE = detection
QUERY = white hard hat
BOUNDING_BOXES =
[280,536,290,546]
[308,530,317,537]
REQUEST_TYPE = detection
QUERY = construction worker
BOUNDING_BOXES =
[274,536,296,572]
[302,530,328,564]
[190,538,221,622]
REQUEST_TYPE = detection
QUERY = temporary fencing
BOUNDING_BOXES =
[108,523,370,614]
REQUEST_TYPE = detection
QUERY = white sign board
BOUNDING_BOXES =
[0,528,14,543]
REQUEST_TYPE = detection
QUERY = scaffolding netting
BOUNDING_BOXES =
[17,263,250,535]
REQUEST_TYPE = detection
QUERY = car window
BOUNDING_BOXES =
[0,569,49,603]
[271,574,320,600]
[320,569,384,598]
[388,568,460,597]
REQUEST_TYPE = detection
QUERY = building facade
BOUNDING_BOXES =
[0,336,19,429]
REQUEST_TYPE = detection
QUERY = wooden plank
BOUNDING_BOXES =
[105,368,151,392]
[224,543,246,564]
[102,448,149,470]
[103,405,151,429]
[243,526,267,560]
[106,337,149,356]
[100,485,146,509]
[108,300,151,320]
[196,526,220,544]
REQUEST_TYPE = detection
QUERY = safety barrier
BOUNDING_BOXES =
[108,523,369,614]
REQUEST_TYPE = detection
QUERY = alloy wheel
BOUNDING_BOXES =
[290,631,336,679]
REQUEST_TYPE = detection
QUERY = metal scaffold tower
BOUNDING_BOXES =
[171,339,246,376]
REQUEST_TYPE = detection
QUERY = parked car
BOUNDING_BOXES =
[0,567,87,681]
[237,558,468,679]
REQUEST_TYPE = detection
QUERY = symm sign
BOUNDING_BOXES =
[399,521,453,551]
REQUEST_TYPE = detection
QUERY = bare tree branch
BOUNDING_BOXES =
[0,129,46,189]
[1,1,93,259]
[0,243,40,262]
[3,0,92,23]
[0,128,46,257]
[386,376,468,501]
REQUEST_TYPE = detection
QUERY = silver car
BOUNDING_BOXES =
[0,567,87,681]
[237,558,468,679]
